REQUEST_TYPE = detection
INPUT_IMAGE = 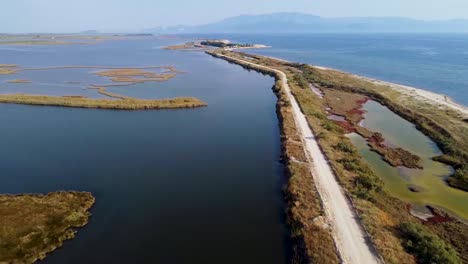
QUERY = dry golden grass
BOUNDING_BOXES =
[7,79,32,83]
[0,192,94,264]
[96,68,177,84]
[0,94,207,110]
[0,68,16,75]
[0,64,204,110]
[97,68,162,77]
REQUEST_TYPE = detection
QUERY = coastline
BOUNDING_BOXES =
[206,50,341,263]
[206,49,467,264]
[312,65,468,116]
[207,50,382,263]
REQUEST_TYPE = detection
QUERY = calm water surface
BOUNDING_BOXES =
[189,33,468,105]
[0,37,290,263]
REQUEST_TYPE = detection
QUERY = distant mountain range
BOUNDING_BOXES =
[148,13,468,33]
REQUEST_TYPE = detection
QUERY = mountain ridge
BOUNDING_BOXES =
[148,13,468,33]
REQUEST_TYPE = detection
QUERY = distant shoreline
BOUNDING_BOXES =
[311,65,468,116]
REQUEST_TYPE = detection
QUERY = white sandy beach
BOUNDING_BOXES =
[312,65,468,116]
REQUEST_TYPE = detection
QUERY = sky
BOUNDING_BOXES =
[1,0,468,33]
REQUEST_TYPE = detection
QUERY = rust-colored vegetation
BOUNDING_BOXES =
[322,89,422,169]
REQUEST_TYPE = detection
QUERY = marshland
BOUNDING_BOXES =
[1,33,468,264]
[207,49,468,264]
[0,35,289,263]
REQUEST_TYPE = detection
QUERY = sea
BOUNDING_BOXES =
[189,33,468,106]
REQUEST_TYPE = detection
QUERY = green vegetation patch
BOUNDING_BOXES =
[400,222,461,264]
[0,192,95,264]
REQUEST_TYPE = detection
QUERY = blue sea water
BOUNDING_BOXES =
[191,33,468,106]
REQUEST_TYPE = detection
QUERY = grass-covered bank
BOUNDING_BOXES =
[296,65,468,192]
[208,49,466,264]
[206,50,341,263]
[0,192,95,263]
[0,94,207,110]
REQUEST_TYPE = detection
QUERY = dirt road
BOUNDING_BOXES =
[218,53,382,264]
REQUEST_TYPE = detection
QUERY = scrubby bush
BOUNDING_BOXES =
[293,73,309,89]
[354,173,383,200]
[448,166,468,191]
[334,141,356,154]
[400,222,461,264]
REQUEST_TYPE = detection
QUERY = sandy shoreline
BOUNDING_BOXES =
[311,65,468,116]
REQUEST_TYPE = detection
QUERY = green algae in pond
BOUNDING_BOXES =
[347,100,468,220]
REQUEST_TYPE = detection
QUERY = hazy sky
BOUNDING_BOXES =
[2,0,468,33]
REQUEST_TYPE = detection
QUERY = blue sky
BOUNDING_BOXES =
[2,0,468,33]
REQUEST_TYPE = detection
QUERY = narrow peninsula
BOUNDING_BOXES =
[206,48,467,264]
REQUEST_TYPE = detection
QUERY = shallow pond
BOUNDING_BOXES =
[348,100,468,220]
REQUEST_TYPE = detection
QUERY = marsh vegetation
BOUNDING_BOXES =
[0,64,207,110]
[0,94,206,110]
[209,49,466,264]
[0,192,94,264]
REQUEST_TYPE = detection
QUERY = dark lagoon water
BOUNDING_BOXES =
[189,33,468,106]
[0,37,289,263]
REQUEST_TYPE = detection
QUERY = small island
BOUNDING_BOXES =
[0,94,207,110]
[7,79,32,83]
[0,192,95,264]
[0,64,18,75]
[163,39,268,51]
[0,65,207,110]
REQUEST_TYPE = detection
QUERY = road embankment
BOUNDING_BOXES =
[207,49,466,264]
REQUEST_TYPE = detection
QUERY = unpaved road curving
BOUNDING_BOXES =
[218,53,382,264]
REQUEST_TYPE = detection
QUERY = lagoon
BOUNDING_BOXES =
[348,100,468,220]
[0,37,289,264]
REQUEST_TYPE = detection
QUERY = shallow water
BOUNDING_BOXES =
[348,100,468,219]
[0,37,290,264]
